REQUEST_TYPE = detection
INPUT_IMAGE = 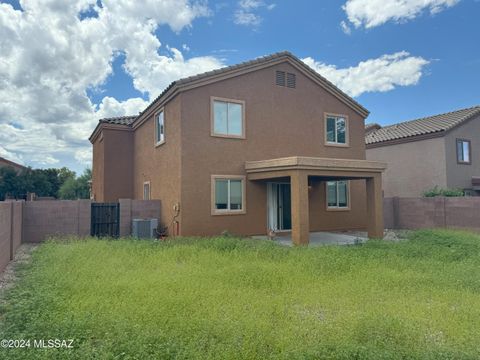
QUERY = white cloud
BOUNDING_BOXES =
[302,51,430,97]
[234,0,276,27]
[343,0,460,28]
[0,0,224,171]
[340,20,351,35]
[124,47,223,97]
[96,97,150,119]
[74,148,93,166]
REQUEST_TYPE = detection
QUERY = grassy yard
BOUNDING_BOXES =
[1,230,480,359]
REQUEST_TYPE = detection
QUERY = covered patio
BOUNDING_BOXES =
[245,156,387,246]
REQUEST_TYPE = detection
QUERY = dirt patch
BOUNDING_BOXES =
[0,244,39,299]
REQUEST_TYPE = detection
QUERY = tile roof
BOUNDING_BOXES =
[365,123,381,134]
[97,51,369,130]
[99,115,138,126]
[366,106,480,145]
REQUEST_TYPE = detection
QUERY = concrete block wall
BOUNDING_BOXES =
[0,199,161,272]
[23,200,92,243]
[444,197,480,231]
[384,197,480,231]
[0,201,23,273]
[119,199,161,237]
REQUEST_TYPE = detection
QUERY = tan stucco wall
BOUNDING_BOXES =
[444,114,480,190]
[178,62,368,236]
[366,137,447,197]
[132,95,182,232]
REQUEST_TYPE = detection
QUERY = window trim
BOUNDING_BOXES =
[325,180,351,211]
[143,181,151,200]
[154,108,165,147]
[456,138,471,165]
[211,175,247,215]
[324,113,349,147]
[210,97,246,139]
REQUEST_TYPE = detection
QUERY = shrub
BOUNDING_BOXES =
[423,185,464,197]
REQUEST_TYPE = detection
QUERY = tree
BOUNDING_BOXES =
[0,166,80,200]
[58,168,91,200]
[28,169,53,197]
[0,166,21,200]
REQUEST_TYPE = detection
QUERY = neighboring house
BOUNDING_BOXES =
[89,51,386,244]
[366,106,480,197]
[0,156,27,174]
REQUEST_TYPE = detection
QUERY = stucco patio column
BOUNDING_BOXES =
[290,170,309,245]
[366,174,384,238]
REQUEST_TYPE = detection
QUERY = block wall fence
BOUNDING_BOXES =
[383,197,480,231]
[2,197,480,273]
[0,199,160,272]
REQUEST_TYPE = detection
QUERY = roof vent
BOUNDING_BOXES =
[276,71,286,86]
[286,73,296,88]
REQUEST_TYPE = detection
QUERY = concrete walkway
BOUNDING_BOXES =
[253,231,368,246]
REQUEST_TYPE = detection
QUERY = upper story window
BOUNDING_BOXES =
[212,175,246,214]
[155,110,165,145]
[456,139,471,164]
[327,181,349,210]
[325,114,348,146]
[211,97,245,138]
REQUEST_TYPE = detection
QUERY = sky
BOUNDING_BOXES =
[0,0,479,174]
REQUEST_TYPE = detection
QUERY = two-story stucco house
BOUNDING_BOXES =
[89,52,386,245]
[366,106,480,197]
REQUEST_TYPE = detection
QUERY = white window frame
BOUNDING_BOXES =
[326,180,350,211]
[325,113,349,147]
[143,181,151,200]
[211,175,246,215]
[211,97,246,139]
[155,109,165,146]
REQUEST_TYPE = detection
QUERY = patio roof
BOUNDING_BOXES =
[244,156,386,245]
[245,156,386,180]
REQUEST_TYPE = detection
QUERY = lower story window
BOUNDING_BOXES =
[212,176,245,214]
[143,182,151,200]
[327,181,349,209]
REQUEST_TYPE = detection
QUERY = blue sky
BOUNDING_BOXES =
[0,0,479,173]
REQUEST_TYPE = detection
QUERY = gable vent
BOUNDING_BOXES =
[276,71,286,86]
[286,73,296,88]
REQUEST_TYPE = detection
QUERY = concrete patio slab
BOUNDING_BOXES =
[252,231,368,247]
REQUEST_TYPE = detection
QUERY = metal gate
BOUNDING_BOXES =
[90,203,120,238]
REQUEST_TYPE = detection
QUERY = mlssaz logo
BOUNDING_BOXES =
[34,339,74,349]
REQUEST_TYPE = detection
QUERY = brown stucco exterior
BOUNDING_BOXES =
[90,53,385,242]
[132,95,182,231]
[92,125,133,202]
[366,113,480,197]
[0,157,27,174]
[179,61,368,236]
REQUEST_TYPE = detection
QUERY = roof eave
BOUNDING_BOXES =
[89,122,132,143]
